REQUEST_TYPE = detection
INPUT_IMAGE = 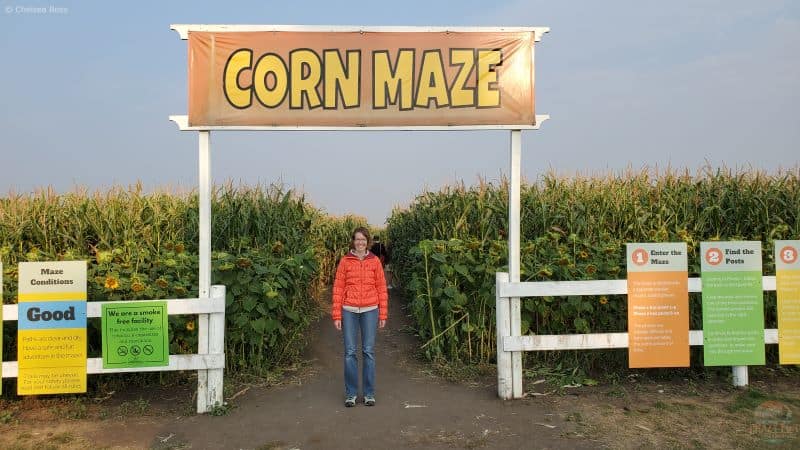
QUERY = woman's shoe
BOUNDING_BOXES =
[364,395,375,406]
[344,396,357,407]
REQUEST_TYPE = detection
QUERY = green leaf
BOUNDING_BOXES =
[430,252,447,263]
[237,272,253,285]
[235,315,249,328]
[441,264,454,276]
[573,317,589,332]
[568,296,582,308]
[453,264,469,276]
[242,296,257,312]
[251,318,266,334]
[439,298,453,312]
[520,319,530,334]
[249,282,263,294]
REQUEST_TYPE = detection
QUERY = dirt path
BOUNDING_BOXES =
[89,291,593,449]
[6,291,797,449]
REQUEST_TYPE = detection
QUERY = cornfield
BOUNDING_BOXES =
[387,167,800,372]
[0,182,367,375]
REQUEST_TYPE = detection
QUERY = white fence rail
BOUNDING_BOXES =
[2,285,226,413]
[495,273,778,399]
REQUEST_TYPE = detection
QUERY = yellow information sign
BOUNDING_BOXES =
[17,261,87,395]
[776,240,800,364]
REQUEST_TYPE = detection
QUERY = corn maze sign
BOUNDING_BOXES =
[187,29,537,127]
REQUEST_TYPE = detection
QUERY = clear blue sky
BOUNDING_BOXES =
[1,1,798,225]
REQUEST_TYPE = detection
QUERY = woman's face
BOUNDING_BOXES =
[353,232,368,253]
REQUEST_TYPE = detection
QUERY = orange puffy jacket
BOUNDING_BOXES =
[332,251,388,321]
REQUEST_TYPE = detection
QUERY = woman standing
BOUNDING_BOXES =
[332,227,388,407]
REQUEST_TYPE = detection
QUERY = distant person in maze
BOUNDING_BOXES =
[370,235,393,289]
[332,227,389,407]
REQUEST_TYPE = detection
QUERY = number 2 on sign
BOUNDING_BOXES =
[706,248,722,266]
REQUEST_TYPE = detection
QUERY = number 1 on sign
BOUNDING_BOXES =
[632,248,648,266]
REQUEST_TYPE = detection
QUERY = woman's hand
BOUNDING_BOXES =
[378,319,387,329]
[334,319,342,330]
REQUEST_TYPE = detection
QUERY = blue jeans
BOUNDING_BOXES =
[342,308,378,397]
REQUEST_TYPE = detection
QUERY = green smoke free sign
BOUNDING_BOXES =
[102,301,169,368]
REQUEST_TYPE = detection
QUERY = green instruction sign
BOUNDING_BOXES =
[700,241,765,366]
[102,301,169,369]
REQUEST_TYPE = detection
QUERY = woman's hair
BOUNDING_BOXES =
[350,226,372,250]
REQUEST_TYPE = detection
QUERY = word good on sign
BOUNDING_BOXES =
[27,306,76,321]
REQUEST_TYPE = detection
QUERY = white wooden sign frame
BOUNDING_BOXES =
[168,23,549,405]
[494,274,779,399]
[2,287,226,413]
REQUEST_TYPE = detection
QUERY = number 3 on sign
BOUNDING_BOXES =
[705,248,722,266]
[780,246,798,264]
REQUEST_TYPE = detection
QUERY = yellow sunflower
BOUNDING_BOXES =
[104,276,120,290]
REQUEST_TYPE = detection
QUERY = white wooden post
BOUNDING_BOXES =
[508,130,523,398]
[198,130,212,298]
[496,272,512,399]
[732,366,748,387]
[197,130,213,413]
[205,285,226,410]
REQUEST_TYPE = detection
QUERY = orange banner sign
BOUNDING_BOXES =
[187,30,536,127]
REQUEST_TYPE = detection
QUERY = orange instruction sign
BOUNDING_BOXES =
[626,243,690,368]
